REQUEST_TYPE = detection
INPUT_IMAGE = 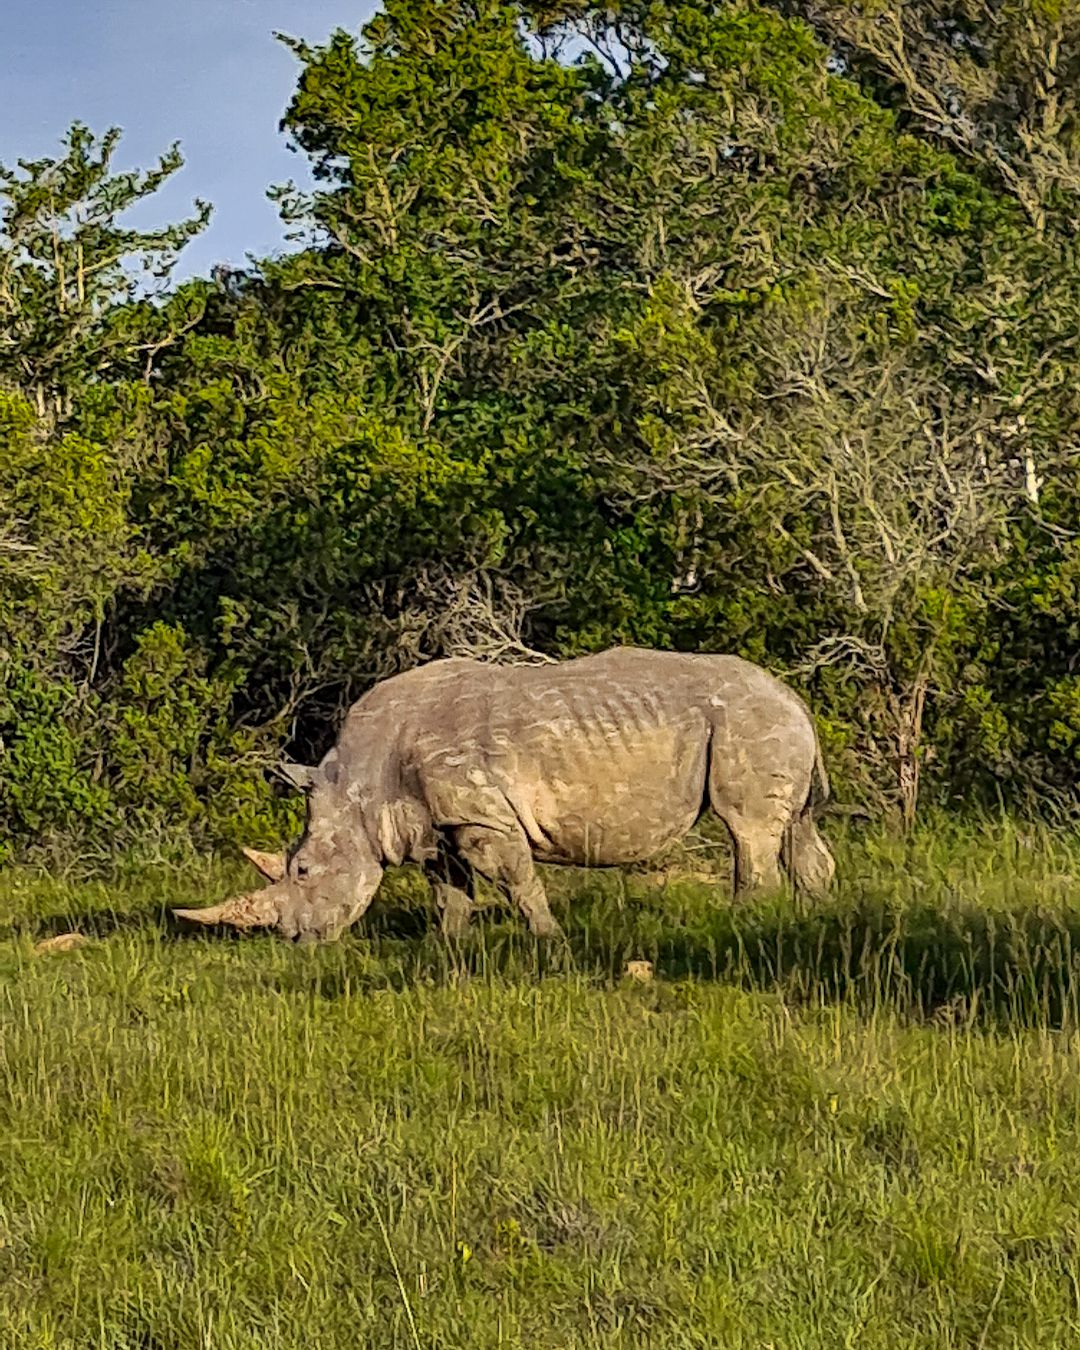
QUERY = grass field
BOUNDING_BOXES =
[4,818,1080,1348]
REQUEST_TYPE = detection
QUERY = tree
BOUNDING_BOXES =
[774,0,1080,235]
[0,122,210,420]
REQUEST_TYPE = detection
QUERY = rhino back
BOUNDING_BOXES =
[486,662,713,862]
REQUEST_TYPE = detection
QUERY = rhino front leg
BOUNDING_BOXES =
[435,885,474,938]
[424,846,475,938]
[453,824,563,939]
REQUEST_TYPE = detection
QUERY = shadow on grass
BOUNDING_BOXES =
[2,887,439,946]
[9,905,166,942]
[256,889,1080,1028]
[13,875,1080,1027]
[572,892,1080,1028]
[313,888,1080,1027]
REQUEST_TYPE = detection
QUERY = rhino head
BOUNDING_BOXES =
[173,758,384,942]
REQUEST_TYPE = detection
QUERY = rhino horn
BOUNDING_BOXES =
[173,889,284,931]
[277,761,319,791]
[241,846,288,882]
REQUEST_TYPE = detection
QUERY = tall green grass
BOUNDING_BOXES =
[3,818,1080,1347]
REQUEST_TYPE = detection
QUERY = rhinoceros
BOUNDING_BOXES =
[175,647,834,942]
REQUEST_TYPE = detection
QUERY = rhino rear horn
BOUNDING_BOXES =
[241,846,287,883]
[276,761,319,792]
[173,890,283,932]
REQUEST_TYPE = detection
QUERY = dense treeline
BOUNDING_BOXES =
[2,0,1079,859]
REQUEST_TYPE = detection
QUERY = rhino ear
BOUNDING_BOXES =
[276,761,320,792]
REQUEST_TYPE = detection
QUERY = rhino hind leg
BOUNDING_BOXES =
[707,767,792,895]
[784,813,835,896]
[453,824,563,939]
[725,817,786,894]
[706,719,820,896]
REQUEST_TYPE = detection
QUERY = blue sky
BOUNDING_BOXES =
[4,0,379,280]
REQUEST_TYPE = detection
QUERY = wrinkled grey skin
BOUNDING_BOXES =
[175,647,835,942]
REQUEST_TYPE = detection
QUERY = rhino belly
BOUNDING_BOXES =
[519,725,709,865]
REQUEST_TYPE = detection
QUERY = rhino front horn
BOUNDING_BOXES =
[241,846,287,883]
[173,891,283,932]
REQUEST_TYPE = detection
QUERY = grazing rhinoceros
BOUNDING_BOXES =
[175,647,834,942]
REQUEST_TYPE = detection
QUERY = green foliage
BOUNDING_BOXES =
[1,1,1079,853]
[0,663,109,854]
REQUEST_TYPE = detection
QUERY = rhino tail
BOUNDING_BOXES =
[785,733,837,895]
[803,738,870,822]
[807,737,831,819]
